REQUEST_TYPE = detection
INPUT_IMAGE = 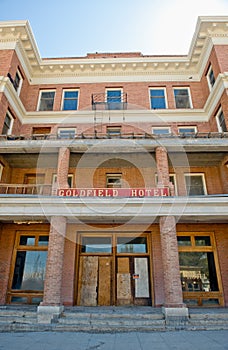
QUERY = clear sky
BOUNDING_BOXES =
[0,0,227,58]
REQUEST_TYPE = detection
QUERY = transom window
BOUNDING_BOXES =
[57,128,76,139]
[173,88,192,109]
[149,88,167,109]
[117,237,147,253]
[206,64,215,90]
[178,126,197,135]
[184,174,207,195]
[216,108,227,132]
[152,127,171,135]
[81,237,112,253]
[2,111,14,135]
[37,90,55,111]
[106,89,123,110]
[106,174,122,188]
[62,90,79,110]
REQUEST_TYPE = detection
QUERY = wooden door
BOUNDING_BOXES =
[116,257,151,306]
[77,256,112,306]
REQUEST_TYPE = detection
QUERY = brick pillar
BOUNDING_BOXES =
[38,147,70,322]
[156,147,188,321]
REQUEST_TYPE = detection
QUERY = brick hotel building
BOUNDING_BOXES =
[0,17,227,322]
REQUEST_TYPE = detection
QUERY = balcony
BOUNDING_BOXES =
[0,184,52,196]
[91,92,128,110]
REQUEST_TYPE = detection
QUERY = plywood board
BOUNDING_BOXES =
[98,257,111,306]
[134,257,149,298]
[117,273,131,303]
[78,256,98,306]
[117,257,130,273]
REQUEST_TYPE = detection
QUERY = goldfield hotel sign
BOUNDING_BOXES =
[57,188,169,197]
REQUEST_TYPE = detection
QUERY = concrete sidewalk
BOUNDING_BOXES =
[0,330,227,350]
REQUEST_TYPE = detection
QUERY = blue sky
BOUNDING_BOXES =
[0,0,227,58]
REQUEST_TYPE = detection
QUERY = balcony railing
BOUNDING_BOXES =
[0,132,228,141]
[0,184,52,195]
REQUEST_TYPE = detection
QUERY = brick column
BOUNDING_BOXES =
[156,147,188,321]
[38,147,70,322]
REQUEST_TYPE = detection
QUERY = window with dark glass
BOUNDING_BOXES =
[2,112,13,135]
[150,89,167,109]
[207,64,215,90]
[216,109,227,132]
[81,237,112,253]
[106,174,122,188]
[38,91,55,111]
[184,174,206,195]
[174,88,191,108]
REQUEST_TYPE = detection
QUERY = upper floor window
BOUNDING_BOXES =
[61,90,79,111]
[206,64,215,91]
[152,127,171,135]
[216,108,227,132]
[184,174,207,196]
[2,111,14,135]
[37,90,55,111]
[106,89,123,110]
[173,88,192,109]
[107,126,121,138]
[0,163,4,181]
[155,173,178,195]
[57,128,77,139]
[178,126,197,136]
[106,174,122,188]
[14,69,23,95]
[149,88,167,109]
[52,174,73,188]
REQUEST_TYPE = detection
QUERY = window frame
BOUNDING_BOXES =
[14,68,23,95]
[61,89,79,111]
[106,173,122,188]
[0,163,4,181]
[215,107,227,133]
[178,126,197,135]
[2,111,14,135]
[106,126,121,138]
[52,173,73,188]
[37,90,55,111]
[149,87,167,109]
[173,87,192,109]
[184,173,207,196]
[155,173,178,195]
[206,64,215,91]
[105,88,123,110]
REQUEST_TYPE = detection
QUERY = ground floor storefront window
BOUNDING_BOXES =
[178,232,224,306]
[8,232,48,304]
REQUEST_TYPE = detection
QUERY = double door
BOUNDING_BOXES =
[77,255,151,306]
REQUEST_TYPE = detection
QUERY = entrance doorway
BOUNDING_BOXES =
[76,234,152,306]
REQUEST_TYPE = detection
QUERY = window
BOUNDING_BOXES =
[10,232,49,304]
[14,69,23,95]
[178,233,223,306]
[206,64,215,91]
[117,237,147,253]
[155,173,178,195]
[152,127,171,135]
[2,111,14,135]
[178,126,197,135]
[57,128,76,139]
[106,89,123,110]
[107,126,121,138]
[173,88,192,108]
[37,90,55,111]
[81,237,112,253]
[61,90,79,110]
[149,88,167,109]
[216,108,227,132]
[184,174,207,195]
[52,174,73,188]
[106,174,122,188]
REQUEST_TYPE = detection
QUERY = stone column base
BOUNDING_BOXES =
[37,305,64,324]
[162,307,189,328]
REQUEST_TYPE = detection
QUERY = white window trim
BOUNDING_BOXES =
[0,163,4,181]
[215,107,226,133]
[206,64,215,91]
[184,173,207,195]
[37,90,56,111]
[105,88,123,102]
[61,89,79,111]
[152,126,171,135]
[106,173,122,188]
[178,126,197,134]
[149,87,168,109]
[155,173,178,195]
[52,174,73,187]
[15,69,23,96]
[173,87,193,109]
[57,128,77,138]
[3,111,14,135]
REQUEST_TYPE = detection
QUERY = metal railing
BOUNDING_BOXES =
[0,184,52,195]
